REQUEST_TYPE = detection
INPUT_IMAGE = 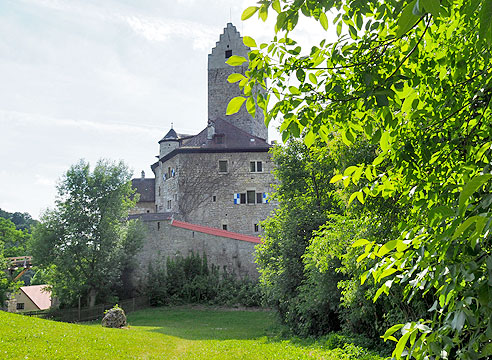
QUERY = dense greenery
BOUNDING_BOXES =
[228,0,492,358]
[0,208,38,232]
[257,140,429,347]
[0,216,33,304]
[147,252,262,307]
[31,159,145,308]
[0,307,383,359]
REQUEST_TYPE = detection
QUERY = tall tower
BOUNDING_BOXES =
[208,23,267,141]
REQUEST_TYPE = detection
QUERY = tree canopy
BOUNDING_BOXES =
[230,0,492,358]
[32,159,145,307]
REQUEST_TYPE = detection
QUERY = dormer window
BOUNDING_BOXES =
[225,50,232,58]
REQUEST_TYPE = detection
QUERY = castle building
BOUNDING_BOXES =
[130,23,276,278]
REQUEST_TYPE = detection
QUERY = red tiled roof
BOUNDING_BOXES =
[21,285,51,310]
[171,220,262,244]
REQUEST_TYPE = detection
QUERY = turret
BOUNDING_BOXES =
[158,127,179,158]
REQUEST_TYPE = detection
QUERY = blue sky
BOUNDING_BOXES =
[0,0,329,218]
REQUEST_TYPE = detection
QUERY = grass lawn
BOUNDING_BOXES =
[0,306,383,359]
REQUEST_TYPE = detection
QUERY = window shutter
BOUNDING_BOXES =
[233,193,240,204]
[263,193,268,203]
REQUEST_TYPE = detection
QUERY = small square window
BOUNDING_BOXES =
[219,160,228,173]
[254,224,259,232]
[240,193,246,204]
[225,50,232,58]
[256,192,263,204]
[17,303,24,310]
[222,224,228,231]
[247,190,255,204]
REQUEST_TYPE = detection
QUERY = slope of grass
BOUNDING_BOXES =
[0,307,383,359]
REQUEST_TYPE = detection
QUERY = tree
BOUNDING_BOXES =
[31,159,144,307]
[0,208,38,232]
[0,218,31,257]
[231,1,492,358]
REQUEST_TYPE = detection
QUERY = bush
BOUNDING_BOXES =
[146,252,262,307]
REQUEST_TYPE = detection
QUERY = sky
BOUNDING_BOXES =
[0,0,331,219]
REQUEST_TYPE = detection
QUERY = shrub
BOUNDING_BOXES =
[146,252,262,307]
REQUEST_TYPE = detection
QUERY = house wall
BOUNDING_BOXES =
[13,291,39,312]
[133,218,259,285]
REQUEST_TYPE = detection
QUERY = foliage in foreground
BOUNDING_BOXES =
[0,307,383,360]
[230,0,492,358]
[31,159,145,308]
[147,252,262,307]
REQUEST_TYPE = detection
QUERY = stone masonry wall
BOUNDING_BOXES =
[133,218,259,285]
[170,151,274,236]
[208,23,267,140]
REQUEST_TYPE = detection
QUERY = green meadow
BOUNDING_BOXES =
[0,307,383,359]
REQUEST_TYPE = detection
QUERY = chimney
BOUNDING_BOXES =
[207,120,216,140]
[141,170,145,179]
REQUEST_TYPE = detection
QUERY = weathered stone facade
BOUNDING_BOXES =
[208,23,267,141]
[131,214,260,281]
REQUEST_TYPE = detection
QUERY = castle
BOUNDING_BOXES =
[130,23,276,279]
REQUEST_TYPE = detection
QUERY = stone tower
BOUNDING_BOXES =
[208,23,267,141]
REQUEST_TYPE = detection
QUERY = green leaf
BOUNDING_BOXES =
[243,36,257,48]
[319,12,328,31]
[241,6,259,20]
[352,238,370,247]
[377,240,399,257]
[396,0,420,38]
[226,96,246,115]
[289,86,301,95]
[227,73,246,83]
[330,174,344,183]
[246,97,256,118]
[226,55,248,66]
[304,130,315,147]
[451,311,466,331]
[451,215,483,240]
[272,0,281,13]
[348,192,358,205]
[394,330,412,359]
[458,174,492,215]
[309,73,318,84]
[383,324,404,341]
[422,0,441,18]
[380,131,390,152]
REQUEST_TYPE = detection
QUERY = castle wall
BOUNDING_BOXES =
[133,218,259,284]
[155,150,274,236]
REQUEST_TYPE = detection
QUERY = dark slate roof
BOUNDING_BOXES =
[151,119,271,172]
[131,178,155,202]
[158,128,179,143]
[182,118,270,149]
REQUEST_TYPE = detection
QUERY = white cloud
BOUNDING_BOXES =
[0,110,161,136]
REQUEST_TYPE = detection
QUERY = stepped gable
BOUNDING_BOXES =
[181,118,270,150]
[131,178,155,202]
